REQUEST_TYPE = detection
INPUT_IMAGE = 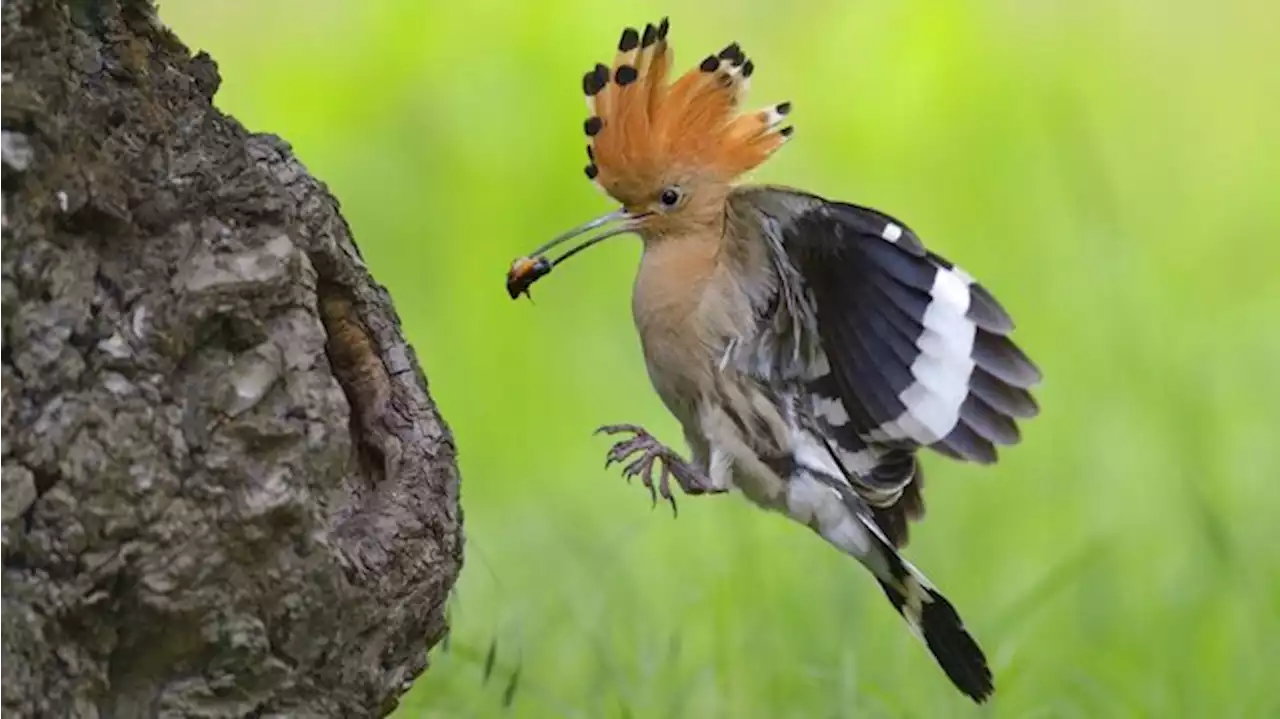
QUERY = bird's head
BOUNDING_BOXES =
[507,18,792,298]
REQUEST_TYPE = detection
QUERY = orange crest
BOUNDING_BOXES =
[581,19,792,203]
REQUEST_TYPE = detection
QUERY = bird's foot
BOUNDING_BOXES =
[595,424,724,515]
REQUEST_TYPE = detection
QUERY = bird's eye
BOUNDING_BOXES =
[658,186,683,209]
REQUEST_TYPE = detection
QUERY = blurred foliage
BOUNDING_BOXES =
[163,2,1280,717]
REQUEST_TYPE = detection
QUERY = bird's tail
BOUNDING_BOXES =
[862,516,994,703]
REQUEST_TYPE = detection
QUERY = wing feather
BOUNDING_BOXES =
[770,192,1041,545]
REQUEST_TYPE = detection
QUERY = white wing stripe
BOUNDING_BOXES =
[864,266,979,445]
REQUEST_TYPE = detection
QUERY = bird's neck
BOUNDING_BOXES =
[632,226,724,347]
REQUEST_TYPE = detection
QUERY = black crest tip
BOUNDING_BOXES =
[658,17,670,40]
[776,101,792,116]
[718,42,742,61]
[584,163,599,180]
[641,23,658,48]
[583,63,609,96]
[615,64,639,86]
[699,55,719,73]
[742,59,755,78]
[780,125,795,138]
[584,116,603,136]
[618,27,640,52]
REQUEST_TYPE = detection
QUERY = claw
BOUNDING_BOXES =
[658,463,677,517]
[629,457,658,505]
[596,423,714,513]
[622,455,646,481]
[604,443,629,469]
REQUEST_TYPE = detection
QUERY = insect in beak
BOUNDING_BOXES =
[505,207,647,300]
[505,256,552,300]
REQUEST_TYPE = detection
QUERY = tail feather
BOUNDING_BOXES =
[801,468,994,702]
[857,514,993,702]
[877,576,994,703]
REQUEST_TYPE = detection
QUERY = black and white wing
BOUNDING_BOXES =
[778,193,1042,545]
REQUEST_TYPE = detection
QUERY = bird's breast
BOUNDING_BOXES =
[631,243,719,420]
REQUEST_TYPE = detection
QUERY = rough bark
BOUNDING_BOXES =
[1,1,464,716]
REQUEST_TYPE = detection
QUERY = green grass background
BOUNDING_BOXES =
[162,2,1280,717]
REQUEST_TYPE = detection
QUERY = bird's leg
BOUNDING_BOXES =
[595,424,725,514]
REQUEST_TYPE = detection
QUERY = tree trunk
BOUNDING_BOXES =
[1,1,463,716]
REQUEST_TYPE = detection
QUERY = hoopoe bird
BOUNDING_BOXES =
[507,18,1040,703]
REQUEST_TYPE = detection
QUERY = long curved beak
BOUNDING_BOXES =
[506,207,646,299]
